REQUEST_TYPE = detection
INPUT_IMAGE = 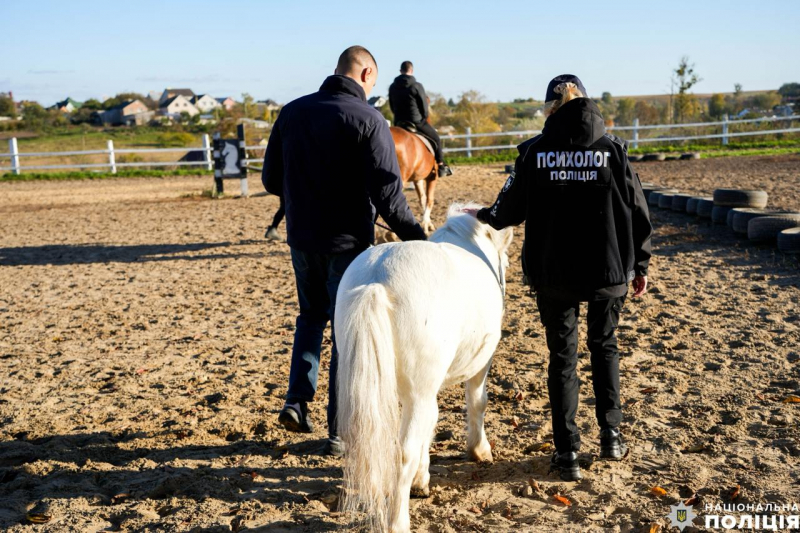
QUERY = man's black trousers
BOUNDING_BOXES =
[414,121,445,164]
[535,291,627,453]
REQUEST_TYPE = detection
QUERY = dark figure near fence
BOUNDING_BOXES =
[265,196,285,241]
[389,61,452,177]
[473,74,652,481]
[262,45,427,456]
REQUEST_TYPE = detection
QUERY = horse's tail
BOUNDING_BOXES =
[336,283,399,531]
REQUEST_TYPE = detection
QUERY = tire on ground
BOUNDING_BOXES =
[658,193,678,209]
[778,228,800,254]
[696,198,715,219]
[711,205,732,225]
[713,188,768,208]
[686,196,712,215]
[748,214,800,242]
[671,193,692,211]
[731,209,785,234]
[649,189,678,207]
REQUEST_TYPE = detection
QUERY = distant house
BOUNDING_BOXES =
[257,99,280,112]
[53,97,82,113]
[159,88,195,106]
[215,96,236,112]
[368,96,387,108]
[191,94,221,113]
[96,99,153,126]
[160,95,199,118]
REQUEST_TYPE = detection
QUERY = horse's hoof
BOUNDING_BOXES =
[410,486,430,498]
[468,447,494,463]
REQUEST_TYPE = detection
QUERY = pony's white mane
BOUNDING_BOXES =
[431,202,509,253]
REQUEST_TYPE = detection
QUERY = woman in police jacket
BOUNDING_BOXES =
[474,74,652,481]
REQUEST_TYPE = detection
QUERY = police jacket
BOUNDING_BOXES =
[388,74,429,124]
[263,75,427,253]
[477,98,652,296]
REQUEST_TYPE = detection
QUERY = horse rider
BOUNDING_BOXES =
[472,74,652,481]
[388,61,453,177]
[262,46,427,456]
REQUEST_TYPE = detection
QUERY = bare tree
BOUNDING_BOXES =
[671,56,702,123]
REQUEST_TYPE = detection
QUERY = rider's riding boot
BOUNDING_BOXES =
[438,164,453,177]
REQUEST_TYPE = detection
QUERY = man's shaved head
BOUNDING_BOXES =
[335,45,378,76]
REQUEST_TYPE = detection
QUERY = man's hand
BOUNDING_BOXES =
[632,275,648,298]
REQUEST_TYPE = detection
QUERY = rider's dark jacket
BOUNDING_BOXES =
[263,75,426,254]
[388,74,429,124]
[477,98,652,299]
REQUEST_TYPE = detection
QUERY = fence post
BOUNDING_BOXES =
[202,134,212,171]
[9,137,20,175]
[107,140,116,174]
[722,114,729,146]
[632,118,639,149]
[466,127,472,158]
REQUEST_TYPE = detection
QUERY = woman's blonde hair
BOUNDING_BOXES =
[544,82,584,117]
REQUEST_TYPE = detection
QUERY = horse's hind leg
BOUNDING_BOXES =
[422,177,437,234]
[465,359,494,463]
[411,400,438,498]
[391,395,438,533]
[412,179,426,217]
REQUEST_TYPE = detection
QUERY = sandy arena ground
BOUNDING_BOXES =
[1,155,799,532]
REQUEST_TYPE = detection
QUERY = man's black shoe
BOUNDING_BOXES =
[599,428,629,460]
[551,450,582,481]
[278,402,313,433]
[323,436,345,457]
[438,164,453,177]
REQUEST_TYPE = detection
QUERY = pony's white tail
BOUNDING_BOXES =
[336,283,400,531]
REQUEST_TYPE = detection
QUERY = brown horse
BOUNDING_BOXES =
[390,126,438,234]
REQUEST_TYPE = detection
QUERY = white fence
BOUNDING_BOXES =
[1,115,799,174]
[441,114,800,156]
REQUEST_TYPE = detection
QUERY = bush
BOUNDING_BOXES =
[157,132,196,147]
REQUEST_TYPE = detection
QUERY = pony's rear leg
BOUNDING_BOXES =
[465,360,494,463]
[390,396,438,533]
[412,180,427,222]
[410,400,438,498]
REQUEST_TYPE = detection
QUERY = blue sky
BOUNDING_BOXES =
[3,0,799,106]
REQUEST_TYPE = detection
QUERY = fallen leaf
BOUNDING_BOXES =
[480,500,489,510]
[515,391,525,402]
[502,506,513,519]
[650,486,667,497]
[553,493,572,506]
[782,395,800,404]
[684,494,700,506]
[640,387,658,394]
[110,493,130,505]
[684,443,706,453]
[489,440,496,450]
[468,506,482,514]
[135,368,147,375]
[648,524,661,533]
[26,513,51,524]
[510,416,519,428]
[528,478,542,491]
[730,485,740,500]
[756,393,766,401]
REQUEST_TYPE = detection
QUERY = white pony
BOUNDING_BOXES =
[335,204,513,532]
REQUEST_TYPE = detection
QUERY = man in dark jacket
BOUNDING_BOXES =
[475,74,652,481]
[388,61,452,177]
[263,46,427,456]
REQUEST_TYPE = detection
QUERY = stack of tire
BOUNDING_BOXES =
[711,188,800,254]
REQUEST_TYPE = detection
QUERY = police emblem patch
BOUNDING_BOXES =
[502,172,515,192]
[667,502,697,531]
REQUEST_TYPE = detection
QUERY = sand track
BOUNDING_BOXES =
[1,155,798,532]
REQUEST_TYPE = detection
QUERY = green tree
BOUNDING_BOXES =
[0,93,15,117]
[241,93,258,119]
[601,92,613,105]
[452,91,500,141]
[634,100,660,125]
[747,92,781,110]
[615,98,636,126]
[778,82,800,99]
[708,94,727,118]
[672,56,702,123]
